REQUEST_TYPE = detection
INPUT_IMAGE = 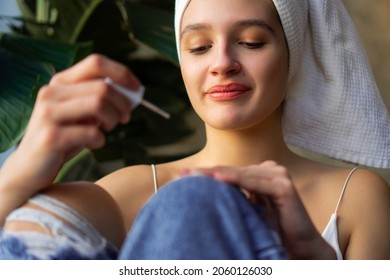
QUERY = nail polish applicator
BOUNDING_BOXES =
[104,77,171,119]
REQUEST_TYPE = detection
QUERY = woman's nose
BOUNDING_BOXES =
[209,46,241,77]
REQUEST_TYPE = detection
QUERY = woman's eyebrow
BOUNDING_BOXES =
[181,19,275,38]
[181,23,211,38]
[236,19,276,34]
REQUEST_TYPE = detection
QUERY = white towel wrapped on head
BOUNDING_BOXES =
[175,0,390,168]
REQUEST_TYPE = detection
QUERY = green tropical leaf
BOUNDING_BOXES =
[0,33,92,152]
[125,2,178,65]
[48,0,104,43]
[0,33,92,71]
[76,0,137,57]
[0,48,52,152]
[14,0,138,57]
[16,0,105,43]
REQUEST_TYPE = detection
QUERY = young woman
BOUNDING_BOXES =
[1,0,389,260]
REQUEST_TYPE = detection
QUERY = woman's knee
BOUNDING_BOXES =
[159,175,243,204]
[147,175,248,217]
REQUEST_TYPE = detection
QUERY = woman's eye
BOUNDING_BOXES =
[189,45,211,54]
[238,42,265,49]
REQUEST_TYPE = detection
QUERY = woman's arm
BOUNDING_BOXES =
[0,54,139,226]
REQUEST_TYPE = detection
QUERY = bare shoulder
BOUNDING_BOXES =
[342,168,390,226]
[96,161,184,194]
[344,168,390,210]
[95,164,158,229]
[94,161,184,230]
[96,164,155,191]
[297,160,390,259]
[340,168,390,259]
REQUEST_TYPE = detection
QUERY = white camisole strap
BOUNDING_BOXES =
[321,167,359,260]
[151,164,158,194]
[334,167,359,214]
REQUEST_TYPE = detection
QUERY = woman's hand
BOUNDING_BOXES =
[184,161,337,259]
[0,54,140,223]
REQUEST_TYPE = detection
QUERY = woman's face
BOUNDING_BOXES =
[180,0,289,130]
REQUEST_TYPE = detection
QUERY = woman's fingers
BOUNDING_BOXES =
[55,125,106,151]
[50,54,141,90]
[38,81,132,128]
[0,54,141,202]
[183,163,323,258]
[187,161,292,198]
[20,60,137,179]
[22,55,141,169]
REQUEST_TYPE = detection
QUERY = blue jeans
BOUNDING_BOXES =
[119,176,287,259]
[0,176,287,260]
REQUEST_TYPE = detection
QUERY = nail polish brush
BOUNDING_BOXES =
[104,77,170,119]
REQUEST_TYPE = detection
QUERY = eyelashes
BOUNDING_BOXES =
[187,41,266,55]
[189,45,212,54]
[237,42,266,49]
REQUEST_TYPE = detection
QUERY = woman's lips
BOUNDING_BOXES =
[206,83,251,101]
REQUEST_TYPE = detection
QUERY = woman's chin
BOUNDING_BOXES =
[205,117,251,131]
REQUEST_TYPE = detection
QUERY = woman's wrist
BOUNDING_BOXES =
[0,154,41,226]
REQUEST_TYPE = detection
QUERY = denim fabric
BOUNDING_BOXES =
[119,175,288,260]
[0,176,288,260]
[0,230,118,260]
[0,195,118,260]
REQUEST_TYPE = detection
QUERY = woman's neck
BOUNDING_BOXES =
[196,116,297,167]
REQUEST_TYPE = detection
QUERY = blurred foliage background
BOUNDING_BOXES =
[0,0,199,182]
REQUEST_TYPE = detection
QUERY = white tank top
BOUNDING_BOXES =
[150,164,358,260]
[321,167,358,260]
